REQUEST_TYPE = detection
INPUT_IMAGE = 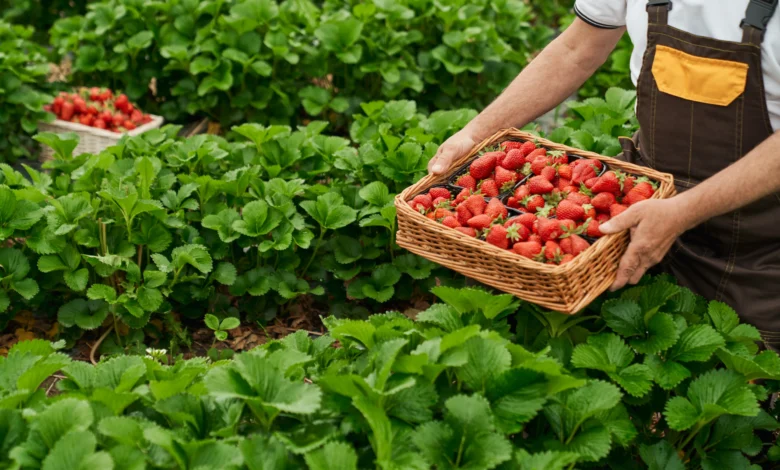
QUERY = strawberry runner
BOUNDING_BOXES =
[620,0,780,346]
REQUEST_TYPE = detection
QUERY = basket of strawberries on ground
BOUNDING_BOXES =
[39,87,163,159]
[395,128,676,313]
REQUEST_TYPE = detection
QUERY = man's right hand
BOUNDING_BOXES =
[427,130,478,175]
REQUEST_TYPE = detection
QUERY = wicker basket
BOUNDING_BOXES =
[38,114,164,159]
[395,129,677,314]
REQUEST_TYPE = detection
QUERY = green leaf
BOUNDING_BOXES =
[87,284,116,303]
[240,435,290,470]
[315,16,363,51]
[205,314,220,331]
[668,325,725,362]
[305,441,357,470]
[639,441,685,470]
[431,286,520,320]
[12,278,39,300]
[34,132,79,160]
[644,355,691,390]
[359,181,393,207]
[213,262,237,286]
[630,312,679,354]
[221,317,240,331]
[300,193,357,230]
[458,336,511,393]
[137,286,163,312]
[41,430,112,470]
[601,299,643,337]
[58,299,109,330]
[64,269,89,292]
[171,244,213,274]
[233,201,283,237]
[515,450,579,470]
[202,208,242,243]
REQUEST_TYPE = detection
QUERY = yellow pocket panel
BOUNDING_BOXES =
[652,45,748,106]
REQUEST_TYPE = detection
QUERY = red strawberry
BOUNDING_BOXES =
[591,172,621,194]
[433,208,454,219]
[455,188,470,205]
[94,118,107,129]
[584,177,599,189]
[456,174,477,191]
[513,241,543,259]
[544,241,562,260]
[429,187,452,200]
[557,219,577,234]
[506,197,520,209]
[495,152,508,167]
[485,198,508,220]
[514,185,530,201]
[560,234,590,256]
[470,153,499,179]
[495,166,518,190]
[632,181,656,199]
[556,200,585,221]
[60,101,75,121]
[549,150,568,165]
[571,161,598,185]
[583,204,596,220]
[456,204,473,225]
[531,157,550,176]
[623,190,648,206]
[432,196,449,207]
[455,227,477,237]
[557,163,573,180]
[504,218,531,240]
[591,192,617,213]
[467,214,493,230]
[560,254,575,264]
[596,213,611,224]
[622,176,636,195]
[537,217,563,241]
[566,192,591,206]
[585,219,603,238]
[442,216,460,228]
[411,194,432,212]
[516,213,537,231]
[501,149,526,170]
[528,233,542,243]
[541,166,557,182]
[465,195,486,215]
[527,176,554,195]
[610,204,629,218]
[520,141,537,156]
[486,225,510,249]
[78,114,94,126]
[557,178,572,191]
[526,147,547,162]
[501,141,524,152]
[480,179,499,197]
[523,195,545,213]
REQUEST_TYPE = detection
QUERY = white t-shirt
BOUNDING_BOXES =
[575,0,780,130]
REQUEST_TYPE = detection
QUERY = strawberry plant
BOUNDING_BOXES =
[2,279,779,468]
[0,21,54,162]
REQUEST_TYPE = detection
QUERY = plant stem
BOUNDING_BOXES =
[676,422,704,454]
[137,245,143,269]
[301,227,326,276]
[454,434,467,467]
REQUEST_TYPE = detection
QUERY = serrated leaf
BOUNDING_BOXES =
[644,355,691,390]
[639,441,685,470]
[668,325,725,362]
[601,299,644,337]
[58,299,110,330]
[304,441,357,470]
[630,312,679,354]
[213,262,237,286]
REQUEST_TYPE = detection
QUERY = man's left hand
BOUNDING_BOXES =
[599,198,690,291]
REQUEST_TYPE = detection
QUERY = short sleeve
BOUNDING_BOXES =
[574,0,627,29]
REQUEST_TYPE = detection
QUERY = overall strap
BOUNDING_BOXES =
[742,0,778,45]
[647,0,672,25]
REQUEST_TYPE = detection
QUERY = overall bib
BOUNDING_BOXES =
[621,0,780,345]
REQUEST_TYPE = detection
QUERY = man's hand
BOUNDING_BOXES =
[599,198,691,291]
[428,130,478,175]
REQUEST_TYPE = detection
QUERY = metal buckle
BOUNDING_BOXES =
[741,0,777,31]
[646,0,673,11]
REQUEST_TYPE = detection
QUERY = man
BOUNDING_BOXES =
[428,0,780,345]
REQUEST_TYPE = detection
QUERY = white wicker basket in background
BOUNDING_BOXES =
[38,114,164,159]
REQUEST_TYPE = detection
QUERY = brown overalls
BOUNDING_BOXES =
[620,0,780,345]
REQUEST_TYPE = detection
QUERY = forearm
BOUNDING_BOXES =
[675,131,780,229]
[463,19,625,141]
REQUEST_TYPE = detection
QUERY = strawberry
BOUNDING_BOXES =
[442,216,460,228]
[513,240,543,259]
[541,166,557,182]
[486,225,510,249]
[597,213,611,224]
[566,191,591,206]
[585,219,603,238]
[60,101,75,121]
[591,192,617,213]
[526,147,547,162]
[531,157,550,176]
[456,204,473,225]
[455,227,477,237]
[456,174,477,191]
[584,177,599,189]
[432,196,450,207]
[528,233,542,243]
[571,161,598,185]
[78,114,94,126]
[560,234,590,256]
[557,219,577,234]
[468,214,493,230]
[632,181,656,199]
[455,188,470,205]
[480,179,500,197]
[522,195,545,213]
[583,204,596,220]
[544,241,562,260]
[527,176,554,195]
[556,200,585,221]
[520,141,537,156]
[73,97,88,114]
[504,218,530,239]
[623,190,648,206]
[470,153,498,180]
[610,204,629,218]
[591,171,621,194]
[537,217,563,241]
[557,163,573,180]
[506,197,520,209]
[485,198,508,220]
[501,149,526,170]
[557,178,572,191]
[516,212,537,231]
[429,187,452,200]
[495,166,518,190]
[549,150,568,165]
[411,194,433,212]
[465,195,486,215]
[433,208,454,219]
[501,141,524,152]
[514,184,530,201]
[89,87,102,101]
[622,175,636,195]
[496,152,508,167]
[560,254,575,264]
[94,118,107,129]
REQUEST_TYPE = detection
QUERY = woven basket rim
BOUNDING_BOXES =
[39,114,164,139]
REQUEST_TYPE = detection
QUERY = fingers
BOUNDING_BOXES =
[599,204,643,234]
[428,145,458,175]
[610,243,642,291]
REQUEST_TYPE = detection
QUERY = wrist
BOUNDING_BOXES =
[669,191,704,232]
